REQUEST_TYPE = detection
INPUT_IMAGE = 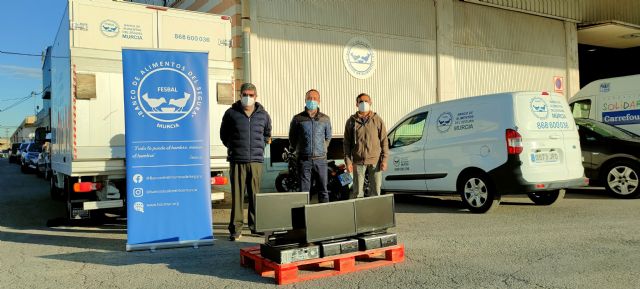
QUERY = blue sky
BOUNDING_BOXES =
[0,0,67,137]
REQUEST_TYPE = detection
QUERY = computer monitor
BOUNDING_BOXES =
[354,194,396,234]
[255,192,309,233]
[303,200,357,243]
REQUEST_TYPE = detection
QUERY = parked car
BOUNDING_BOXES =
[20,142,42,173]
[575,118,640,198]
[16,142,29,165]
[381,91,587,213]
[9,143,21,163]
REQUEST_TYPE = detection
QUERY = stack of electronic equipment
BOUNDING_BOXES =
[254,192,397,264]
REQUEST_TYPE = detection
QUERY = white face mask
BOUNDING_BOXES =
[358,102,371,113]
[241,96,255,107]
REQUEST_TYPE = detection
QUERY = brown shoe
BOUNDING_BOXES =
[229,233,242,241]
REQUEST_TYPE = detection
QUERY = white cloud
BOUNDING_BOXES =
[0,64,41,79]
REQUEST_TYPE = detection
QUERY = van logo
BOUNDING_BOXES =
[530,97,549,119]
[100,20,120,38]
[436,112,453,133]
[600,82,610,93]
[343,37,377,79]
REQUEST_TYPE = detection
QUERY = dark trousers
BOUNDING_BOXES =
[299,159,330,203]
[228,162,263,235]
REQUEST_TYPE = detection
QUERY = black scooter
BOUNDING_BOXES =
[275,148,354,201]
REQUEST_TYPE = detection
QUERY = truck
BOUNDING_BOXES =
[569,74,640,135]
[49,0,234,219]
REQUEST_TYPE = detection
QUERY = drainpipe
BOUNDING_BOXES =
[242,0,251,84]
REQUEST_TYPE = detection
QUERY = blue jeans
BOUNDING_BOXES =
[299,159,330,202]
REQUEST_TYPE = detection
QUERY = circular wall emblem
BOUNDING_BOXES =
[529,97,549,119]
[436,112,453,133]
[343,37,377,79]
[137,68,197,123]
[100,20,120,38]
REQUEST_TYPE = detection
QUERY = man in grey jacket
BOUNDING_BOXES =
[343,93,389,198]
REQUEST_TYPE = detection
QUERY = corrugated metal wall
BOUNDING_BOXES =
[580,0,640,25]
[463,0,640,26]
[462,0,580,21]
[452,1,567,98]
[253,0,437,137]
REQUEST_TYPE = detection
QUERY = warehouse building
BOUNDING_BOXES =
[131,0,640,188]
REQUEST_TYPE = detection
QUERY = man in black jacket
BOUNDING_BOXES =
[220,83,272,241]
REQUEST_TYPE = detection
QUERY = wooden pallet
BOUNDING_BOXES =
[240,244,405,285]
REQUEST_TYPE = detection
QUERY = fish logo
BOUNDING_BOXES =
[100,20,119,38]
[530,97,549,119]
[436,112,453,133]
[343,37,377,79]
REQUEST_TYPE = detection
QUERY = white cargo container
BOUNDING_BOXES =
[569,74,640,136]
[49,0,234,219]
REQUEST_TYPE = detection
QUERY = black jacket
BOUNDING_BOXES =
[220,101,272,163]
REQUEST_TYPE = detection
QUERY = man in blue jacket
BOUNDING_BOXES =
[220,83,272,241]
[289,89,332,203]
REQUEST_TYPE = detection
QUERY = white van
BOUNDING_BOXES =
[569,75,640,135]
[381,91,586,213]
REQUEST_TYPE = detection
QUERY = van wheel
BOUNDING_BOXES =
[459,173,500,213]
[527,189,565,205]
[604,161,640,199]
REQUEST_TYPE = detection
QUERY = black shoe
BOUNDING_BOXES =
[250,230,264,237]
[228,233,242,241]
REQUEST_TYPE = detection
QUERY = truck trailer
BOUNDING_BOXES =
[49,0,234,219]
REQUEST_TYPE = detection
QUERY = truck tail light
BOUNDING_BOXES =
[211,176,228,185]
[506,129,523,155]
[221,15,231,20]
[73,182,103,193]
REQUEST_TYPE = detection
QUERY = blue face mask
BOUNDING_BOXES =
[305,100,319,110]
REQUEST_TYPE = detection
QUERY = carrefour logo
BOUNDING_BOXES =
[343,37,377,79]
[436,112,453,133]
[530,97,549,119]
[127,62,203,129]
[100,20,119,38]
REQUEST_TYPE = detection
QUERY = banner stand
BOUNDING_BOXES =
[126,239,214,252]
[123,49,213,251]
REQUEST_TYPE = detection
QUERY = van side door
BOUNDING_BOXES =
[384,111,429,192]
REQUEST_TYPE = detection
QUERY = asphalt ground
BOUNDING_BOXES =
[0,159,639,288]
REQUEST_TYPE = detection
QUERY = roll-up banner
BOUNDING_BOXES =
[122,49,212,251]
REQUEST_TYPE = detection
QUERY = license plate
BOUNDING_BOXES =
[338,172,353,186]
[530,151,559,163]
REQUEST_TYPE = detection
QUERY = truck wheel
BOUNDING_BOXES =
[527,189,565,205]
[458,173,500,213]
[604,161,640,199]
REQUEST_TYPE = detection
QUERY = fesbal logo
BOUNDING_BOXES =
[127,61,204,129]
[100,20,119,38]
[436,112,453,133]
[343,37,377,79]
[529,97,549,119]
